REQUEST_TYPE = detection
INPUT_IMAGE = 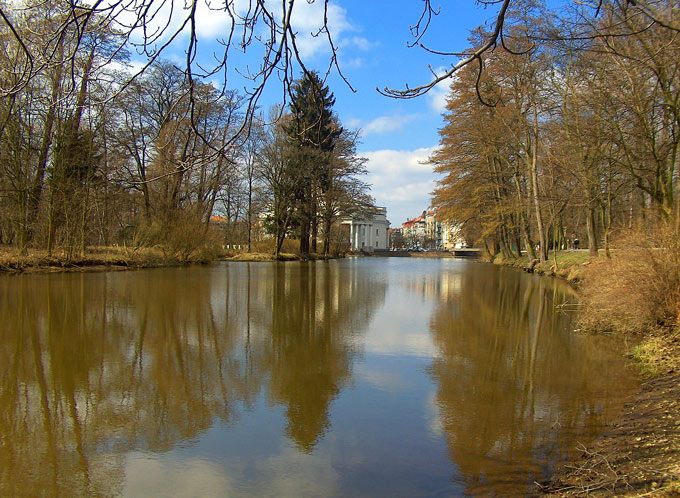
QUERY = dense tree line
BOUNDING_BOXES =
[2,0,676,261]
[430,0,680,261]
[0,2,369,259]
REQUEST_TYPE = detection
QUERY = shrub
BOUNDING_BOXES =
[252,237,299,256]
[134,209,221,262]
[577,222,680,335]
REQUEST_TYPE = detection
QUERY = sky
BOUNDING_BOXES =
[317,1,491,226]
[277,0,494,225]
[123,0,507,226]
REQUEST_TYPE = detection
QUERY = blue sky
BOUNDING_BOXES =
[124,1,511,225]
[278,0,495,225]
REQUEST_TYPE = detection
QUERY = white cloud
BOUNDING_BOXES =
[366,147,435,177]
[340,57,364,69]
[103,59,147,76]
[427,81,450,114]
[108,0,236,46]
[110,0,355,58]
[286,3,382,60]
[341,36,378,51]
[363,147,441,225]
[289,2,353,59]
[122,453,235,497]
[350,114,420,136]
[194,2,239,40]
[426,68,455,114]
[345,118,363,129]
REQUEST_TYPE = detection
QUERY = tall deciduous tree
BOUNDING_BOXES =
[318,128,371,257]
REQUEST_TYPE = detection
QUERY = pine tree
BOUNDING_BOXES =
[284,71,342,259]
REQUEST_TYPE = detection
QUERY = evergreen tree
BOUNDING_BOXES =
[284,71,342,258]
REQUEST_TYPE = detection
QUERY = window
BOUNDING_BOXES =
[376,228,379,236]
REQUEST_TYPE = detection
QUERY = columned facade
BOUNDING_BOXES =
[342,207,389,252]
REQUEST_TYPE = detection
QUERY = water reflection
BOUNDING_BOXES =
[268,263,376,452]
[0,260,639,497]
[0,262,385,497]
[427,264,637,496]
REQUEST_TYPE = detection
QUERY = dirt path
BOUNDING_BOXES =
[538,373,680,497]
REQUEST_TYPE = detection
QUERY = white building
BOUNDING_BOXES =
[341,206,390,252]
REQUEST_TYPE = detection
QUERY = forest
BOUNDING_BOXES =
[429,0,680,342]
[0,1,372,261]
[431,0,678,262]
[0,0,678,327]
[2,0,677,264]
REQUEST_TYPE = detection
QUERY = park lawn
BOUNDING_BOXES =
[494,249,593,283]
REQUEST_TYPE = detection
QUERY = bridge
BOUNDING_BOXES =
[449,248,482,257]
[374,249,482,258]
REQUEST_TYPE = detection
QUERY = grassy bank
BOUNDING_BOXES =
[0,244,345,272]
[492,249,591,283]
[0,245,225,273]
[226,251,342,262]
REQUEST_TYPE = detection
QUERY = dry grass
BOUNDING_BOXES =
[227,252,298,262]
[0,244,217,272]
[0,234,341,271]
[247,237,346,259]
[577,224,680,336]
[250,237,301,255]
[133,211,225,262]
[629,329,680,378]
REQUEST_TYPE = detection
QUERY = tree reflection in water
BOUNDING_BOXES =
[427,264,637,496]
[0,262,385,497]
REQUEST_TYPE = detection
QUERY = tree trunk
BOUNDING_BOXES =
[247,174,253,253]
[310,197,318,254]
[323,215,332,257]
[275,208,292,258]
[513,166,535,259]
[586,204,599,257]
[28,40,64,236]
[530,106,547,262]
[47,189,55,257]
[299,214,310,259]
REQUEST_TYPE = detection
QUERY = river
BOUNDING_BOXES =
[0,258,639,497]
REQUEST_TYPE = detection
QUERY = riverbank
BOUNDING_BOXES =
[494,251,680,497]
[492,249,591,284]
[0,246,224,273]
[537,370,680,497]
[0,246,346,273]
[226,251,338,262]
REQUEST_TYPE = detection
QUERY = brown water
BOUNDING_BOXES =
[0,258,639,497]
